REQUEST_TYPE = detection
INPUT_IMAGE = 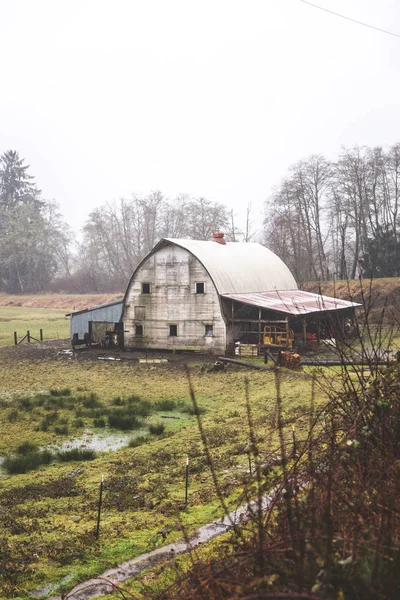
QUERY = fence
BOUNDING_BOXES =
[14,329,44,345]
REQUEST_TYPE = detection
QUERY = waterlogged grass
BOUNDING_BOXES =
[0,356,324,597]
[0,305,70,346]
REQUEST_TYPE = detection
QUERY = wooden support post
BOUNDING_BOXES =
[258,308,262,349]
[285,316,289,346]
[303,318,307,344]
[231,301,235,344]
[27,330,31,343]
[14,332,17,345]
[40,329,43,342]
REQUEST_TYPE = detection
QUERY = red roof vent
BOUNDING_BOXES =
[213,232,226,245]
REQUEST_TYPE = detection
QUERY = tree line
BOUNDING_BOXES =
[0,151,245,293]
[1,145,399,293]
[264,144,400,284]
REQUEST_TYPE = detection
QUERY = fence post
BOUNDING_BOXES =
[40,329,43,341]
[27,330,31,343]
[185,457,189,505]
[95,475,104,539]
[14,332,17,346]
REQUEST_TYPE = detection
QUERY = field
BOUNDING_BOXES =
[0,339,325,599]
[0,287,399,599]
[0,306,70,347]
[0,294,122,348]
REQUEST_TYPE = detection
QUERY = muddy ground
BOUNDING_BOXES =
[0,339,216,368]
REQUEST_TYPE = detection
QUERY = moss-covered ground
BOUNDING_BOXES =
[0,351,326,599]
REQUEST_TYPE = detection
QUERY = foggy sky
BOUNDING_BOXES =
[1,0,400,235]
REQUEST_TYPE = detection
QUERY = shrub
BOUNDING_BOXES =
[7,409,19,422]
[128,435,150,448]
[16,441,38,455]
[82,393,101,408]
[75,407,106,418]
[17,397,33,411]
[73,418,85,428]
[93,417,106,428]
[180,403,207,415]
[3,450,54,474]
[108,409,142,430]
[154,399,177,411]
[127,395,141,404]
[37,412,58,431]
[111,396,126,406]
[57,448,96,462]
[127,399,152,416]
[149,422,165,435]
[54,424,69,435]
[50,388,71,397]
[44,396,66,410]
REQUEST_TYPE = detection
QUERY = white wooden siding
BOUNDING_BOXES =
[124,245,226,353]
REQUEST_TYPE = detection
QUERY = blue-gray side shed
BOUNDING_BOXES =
[67,300,123,346]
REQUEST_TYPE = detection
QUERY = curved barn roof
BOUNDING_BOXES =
[151,238,298,295]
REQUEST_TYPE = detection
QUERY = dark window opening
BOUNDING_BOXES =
[205,325,213,337]
[196,282,205,294]
[135,325,143,336]
[142,282,151,294]
[134,306,145,319]
[169,324,178,337]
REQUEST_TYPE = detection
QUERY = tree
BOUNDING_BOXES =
[0,150,41,208]
[0,150,73,292]
[361,227,400,278]
[80,193,230,291]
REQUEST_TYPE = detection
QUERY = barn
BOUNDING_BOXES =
[121,233,358,355]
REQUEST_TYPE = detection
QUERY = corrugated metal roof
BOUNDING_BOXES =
[155,239,298,295]
[223,290,360,315]
[66,299,123,317]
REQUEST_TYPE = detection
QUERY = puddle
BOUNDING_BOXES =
[31,572,76,598]
[0,429,147,476]
[49,429,146,454]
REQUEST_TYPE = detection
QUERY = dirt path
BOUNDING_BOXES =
[38,493,276,600]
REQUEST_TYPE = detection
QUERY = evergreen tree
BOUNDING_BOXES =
[0,150,71,292]
[361,227,400,278]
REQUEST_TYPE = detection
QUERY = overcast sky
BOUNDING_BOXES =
[1,0,400,235]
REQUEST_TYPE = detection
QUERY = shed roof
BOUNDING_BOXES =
[66,299,123,317]
[223,290,360,315]
[152,239,298,295]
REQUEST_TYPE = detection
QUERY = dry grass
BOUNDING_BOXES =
[304,277,400,324]
[0,293,123,310]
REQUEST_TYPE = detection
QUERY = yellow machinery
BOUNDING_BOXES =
[263,325,294,349]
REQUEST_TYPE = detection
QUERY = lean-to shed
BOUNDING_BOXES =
[67,300,123,347]
[122,234,358,354]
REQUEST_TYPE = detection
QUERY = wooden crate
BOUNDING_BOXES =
[238,344,259,357]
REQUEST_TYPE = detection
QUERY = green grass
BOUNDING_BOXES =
[0,356,323,598]
[0,306,70,346]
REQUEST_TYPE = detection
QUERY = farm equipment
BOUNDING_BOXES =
[277,350,302,370]
[262,324,294,349]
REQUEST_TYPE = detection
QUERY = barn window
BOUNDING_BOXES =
[142,282,151,294]
[169,324,178,337]
[205,325,213,337]
[196,282,205,294]
[134,306,145,319]
[135,325,143,336]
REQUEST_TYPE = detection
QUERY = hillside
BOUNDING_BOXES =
[304,277,400,324]
[1,278,399,323]
[0,293,124,311]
